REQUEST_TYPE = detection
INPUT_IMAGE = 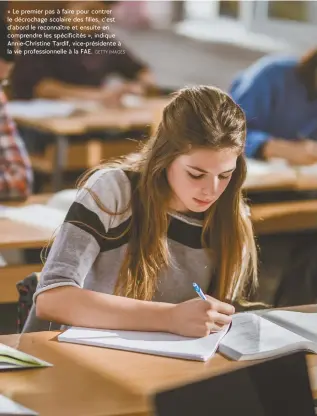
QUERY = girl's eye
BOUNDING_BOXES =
[219,174,232,180]
[187,172,204,179]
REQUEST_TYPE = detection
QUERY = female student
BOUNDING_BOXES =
[27,85,258,337]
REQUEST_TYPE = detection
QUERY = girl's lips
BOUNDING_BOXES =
[193,198,212,205]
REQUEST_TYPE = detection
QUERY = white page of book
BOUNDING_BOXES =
[295,163,317,175]
[220,313,309,358]
[246,158,290,175]
[0,394,38,415]
[58,325,230,361]
[246,159,275,175]
[0,204,65,230]
[121,94,144,108]
[7,99,75,119]
[47,189,77,212]
[0,343,52,369]
[263,311,317,343]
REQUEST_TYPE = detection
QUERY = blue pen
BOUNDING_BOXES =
[193,282,207,301]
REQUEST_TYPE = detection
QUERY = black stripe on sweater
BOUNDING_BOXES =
[65,202,203,251]
[65,202,130,252]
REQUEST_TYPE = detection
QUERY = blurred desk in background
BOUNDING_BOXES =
[11,97,169,191]
[0,219,47,303]
[0,195,52,303]
[245,159,317,233]
[0,219,51,251]
[1,194,52,208]
[251,200,317,235]
[244,159,317,193]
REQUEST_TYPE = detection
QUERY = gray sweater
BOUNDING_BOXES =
[24,168,216,332]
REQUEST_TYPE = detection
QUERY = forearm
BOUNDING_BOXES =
[34,78,102,101]
[137,69,155,87]
[36,286,174,332]
[262,138,293,160]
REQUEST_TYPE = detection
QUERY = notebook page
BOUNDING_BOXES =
[0,395,38,415]
[219,313,308,359]
[295,163,317,175]
[47,189,77,212]
[7,99,75,119]
[246,159,275,175]
[0,343,53,369]
[263,311,317,343]
[58,325,230,362]
[246,159,291,176]
[245,159,297,188]
[0,204,65,230]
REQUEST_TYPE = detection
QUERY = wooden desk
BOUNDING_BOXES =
[0,194,53,303]
[0,332,147,416]
[1,193,52,208]
[0,305,316,416]
[0,219,52,251]
[14,98,170,191]
[0,220,49,303]
[13,98,169,136]
[251,200,317,235]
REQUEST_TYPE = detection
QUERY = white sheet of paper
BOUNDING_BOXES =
[263,311,317,343]
[220,313,306,357]
[58,325,230,361]
[7,99,75,119]
[0,204,65,230]
[47,189,77,212]
[0,395,38,415]
[0,343,53,369]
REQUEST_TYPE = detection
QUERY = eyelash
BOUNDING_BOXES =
[219,174,232,180]
[188,172,204,180]
[187,172,232,180]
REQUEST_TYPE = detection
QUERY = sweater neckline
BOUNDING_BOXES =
[167,210,204,227]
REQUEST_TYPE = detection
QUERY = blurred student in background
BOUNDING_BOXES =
[11,1,156,105]
[230,48,317,307]
[230,49,317,165]
[0,16,32,200]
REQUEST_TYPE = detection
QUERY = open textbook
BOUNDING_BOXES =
[0,343,52,370]
[219,310,317,361]
[0,190,77,231]
[58,310,317,362]
[246,158,317,189]
[7,98,102,119]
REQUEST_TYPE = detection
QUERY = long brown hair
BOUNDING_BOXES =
[78,85,258,303]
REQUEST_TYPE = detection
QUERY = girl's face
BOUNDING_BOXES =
[167,147,238,213]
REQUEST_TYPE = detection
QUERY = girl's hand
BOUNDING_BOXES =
[168,296,234,338]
